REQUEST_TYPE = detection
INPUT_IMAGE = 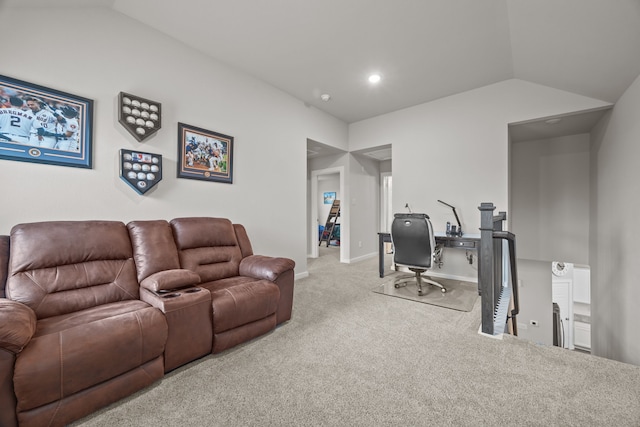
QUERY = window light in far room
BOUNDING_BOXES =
[368,73,382,84]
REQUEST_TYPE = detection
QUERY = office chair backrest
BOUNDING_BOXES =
[391,213,435,269]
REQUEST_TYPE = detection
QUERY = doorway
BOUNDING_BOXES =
[509,112,601,350]
[310,166,346,262]
[552,261,591,352]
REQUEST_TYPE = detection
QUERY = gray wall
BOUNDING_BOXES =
[511,134,590,264]
[347,154,381,262]
[516,259,553,345]
[379,159,392,174]
[590,74,640,365]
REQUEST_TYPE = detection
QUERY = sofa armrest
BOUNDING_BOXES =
[140,269,201,292]
[0,299,36,354]
[239,255,295,282]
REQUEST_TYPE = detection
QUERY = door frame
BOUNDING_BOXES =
[310,166,346,261]
[380,172,392,232]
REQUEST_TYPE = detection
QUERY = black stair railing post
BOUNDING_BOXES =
[478,203,496,335]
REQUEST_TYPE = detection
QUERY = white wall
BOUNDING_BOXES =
[348,154,380,262]
[0,5,348,276]
[511,134,590,264]
[349,79,611,279]
[590,74,640,365]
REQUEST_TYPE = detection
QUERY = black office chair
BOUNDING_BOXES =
[391,213,446,295]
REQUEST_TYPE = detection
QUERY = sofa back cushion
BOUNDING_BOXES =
[6,221,139,319]
[127,220,181,282]
[170,217,242,282]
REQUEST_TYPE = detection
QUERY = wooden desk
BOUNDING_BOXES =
[377,232,480,278]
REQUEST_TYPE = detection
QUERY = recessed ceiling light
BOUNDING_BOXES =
[320,93,331,101]
[368,74,381,84]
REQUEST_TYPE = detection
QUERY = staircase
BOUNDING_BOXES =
[319,200,340,247]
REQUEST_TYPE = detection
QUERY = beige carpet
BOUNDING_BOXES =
[71,247,640,426]
[373,276,479,312]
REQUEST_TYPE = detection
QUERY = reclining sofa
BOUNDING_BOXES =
[0,217,295,427]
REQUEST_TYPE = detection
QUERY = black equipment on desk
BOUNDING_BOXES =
[438,199,463,236]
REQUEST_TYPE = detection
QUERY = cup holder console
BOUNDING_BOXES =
[162,293,181,299]
[158,287,203,298]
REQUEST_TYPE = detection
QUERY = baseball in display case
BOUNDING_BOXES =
[118,92,161,142]
[120,149,162,195]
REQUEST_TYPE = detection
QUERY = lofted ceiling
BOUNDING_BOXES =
[5,0,639,125]
[3,0,639,137]
[113,0,640,125]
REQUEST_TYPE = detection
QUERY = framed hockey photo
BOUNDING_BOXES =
[177,122,233,184]
[0,74,93,169]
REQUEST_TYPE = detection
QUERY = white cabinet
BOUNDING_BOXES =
[574,321,591,350]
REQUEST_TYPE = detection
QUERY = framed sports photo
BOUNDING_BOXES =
[0,74,93,169]
[177,122,233,184]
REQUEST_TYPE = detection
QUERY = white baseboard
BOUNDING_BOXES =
[478,324,504,340]
[295,271,309,280]
[347,252,377,264]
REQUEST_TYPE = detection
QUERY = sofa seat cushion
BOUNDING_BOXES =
[205,280,279,334]
[13,301,167,412]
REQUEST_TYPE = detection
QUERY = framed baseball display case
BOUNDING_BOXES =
[177,122,233,184]
[118,92,161,142]
[0,74,93,168]
[119,149,162,195]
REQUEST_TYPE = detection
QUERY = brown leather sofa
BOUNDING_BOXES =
[0,218,295,427]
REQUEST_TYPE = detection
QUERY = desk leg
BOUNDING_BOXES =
[379,234,385,278]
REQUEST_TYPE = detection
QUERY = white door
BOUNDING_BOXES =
[552,280,573,349]
[380,173,392,232]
